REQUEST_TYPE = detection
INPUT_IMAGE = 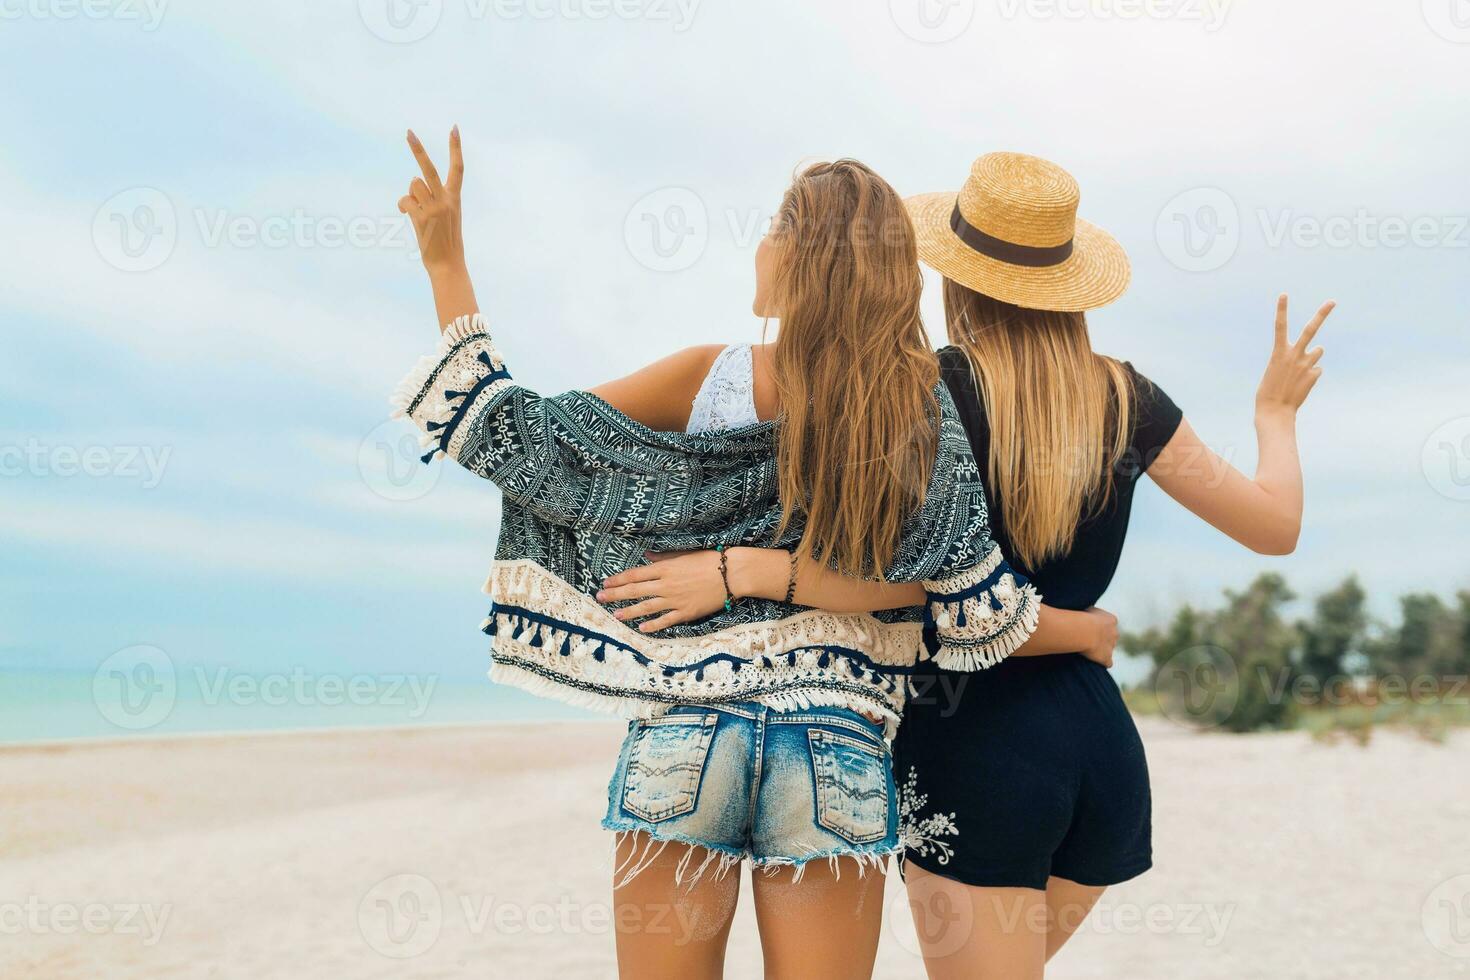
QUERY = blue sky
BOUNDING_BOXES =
[2,1,1467,707]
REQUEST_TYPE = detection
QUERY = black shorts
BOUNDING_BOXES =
[894,653,1152,891]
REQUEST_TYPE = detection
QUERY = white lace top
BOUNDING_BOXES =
[687,344,758,434]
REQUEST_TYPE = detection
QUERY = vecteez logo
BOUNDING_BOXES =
[1422,0,1470,42]
[889,0,976,43]
[1423,874,1470,958]
[0,0,169,29]
[1153,644,1239,730]
[92,645,178,731]
[92,187,178,273]
[359,0,443,43]
[1155,187,1241,273]
[1422,417,1470,502]
[623,187,709,272]
[358,874,444,958]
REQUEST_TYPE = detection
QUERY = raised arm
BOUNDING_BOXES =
[393,127,588,524]
[401,128,718,419]
[1148,295,1333,555]
[393,130,741,524]
[400,128,476,327]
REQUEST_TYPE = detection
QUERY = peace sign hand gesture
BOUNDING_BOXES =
[1256,294,1334,417]
[399,127,466,275]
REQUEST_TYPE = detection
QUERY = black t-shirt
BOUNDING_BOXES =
[938,345,1183,611]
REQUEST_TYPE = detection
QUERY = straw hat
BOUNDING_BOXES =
[906,152,1130,312]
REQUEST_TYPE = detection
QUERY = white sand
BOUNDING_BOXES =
[2,718,1466,978]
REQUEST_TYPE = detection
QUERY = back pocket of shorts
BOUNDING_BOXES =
[808,728,891,844]
[622,714,717,823]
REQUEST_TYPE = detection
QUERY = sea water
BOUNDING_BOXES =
[0,666,592,745]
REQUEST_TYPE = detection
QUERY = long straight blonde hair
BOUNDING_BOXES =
[944,280,1133,568]
[769,160,938,578]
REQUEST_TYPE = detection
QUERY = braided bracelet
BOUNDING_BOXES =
[782,549,799,605]
[716,544,735,613]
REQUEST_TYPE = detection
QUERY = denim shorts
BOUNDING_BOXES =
[603,702,900,884]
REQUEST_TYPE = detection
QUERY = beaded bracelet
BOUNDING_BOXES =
[783,549,799,605]
[716,544,735,613]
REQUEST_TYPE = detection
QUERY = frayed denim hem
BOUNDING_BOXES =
[750,842,900,885]
[605,818,901,890]
[604,821,747,890]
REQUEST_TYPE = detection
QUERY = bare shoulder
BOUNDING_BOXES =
[667,344,728,379]
[587,344,727,432]
[636,344,726,396]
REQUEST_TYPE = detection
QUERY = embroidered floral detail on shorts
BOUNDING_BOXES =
[898,766,960,865]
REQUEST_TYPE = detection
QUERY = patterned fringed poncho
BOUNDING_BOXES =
[391,315,1040,734]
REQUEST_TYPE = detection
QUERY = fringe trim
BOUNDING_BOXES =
[387,313,510,463]
[489,624,906,699]
[486,560,921,670]
[751,847,897,885]
[488,662,667,720]
[930,580,1041,671]
[923,540,1043,672]
[488,662,901,739]
[610,831,745,890]
[482,561,923,736]
[608,831,897,888]
[388,312,502,420]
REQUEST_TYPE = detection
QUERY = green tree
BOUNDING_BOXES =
[1205,574,1300,732]
[1295,576,1367,684]
[1456,591,1470,677]
[1367,593,1464,680]
[1122,603,1204,672]
[1124,574,1301,733]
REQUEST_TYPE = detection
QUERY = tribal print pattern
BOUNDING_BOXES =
[391,314,1040,721]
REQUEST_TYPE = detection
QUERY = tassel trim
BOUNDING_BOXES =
[388,313,514,463]
[923,544,1042,671]
[486,559,922,672]
[489,656,902,740]
[389,313,503,416]
[928,580,1041,671]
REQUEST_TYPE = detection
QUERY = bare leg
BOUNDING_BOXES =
[751,857,888,980]
[904,863,1048,980]
[1044,877,1106,961]
[612,832,741,980]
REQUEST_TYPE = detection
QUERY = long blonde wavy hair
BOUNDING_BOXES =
[768,160,937,578]
[944,280,1133,568]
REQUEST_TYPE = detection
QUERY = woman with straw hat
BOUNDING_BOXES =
[612,150,1334,978]
[391,131,1120,979]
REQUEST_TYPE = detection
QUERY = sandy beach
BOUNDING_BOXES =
[2,717,1466,979]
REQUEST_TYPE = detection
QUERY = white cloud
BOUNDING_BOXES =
[2,0,1465,643]
[0,495,490,590]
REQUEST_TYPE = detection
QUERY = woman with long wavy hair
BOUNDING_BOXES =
[602,151,1334,979]
[391,132,1112,978]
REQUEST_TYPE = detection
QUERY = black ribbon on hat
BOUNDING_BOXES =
[950,205,1074,268]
